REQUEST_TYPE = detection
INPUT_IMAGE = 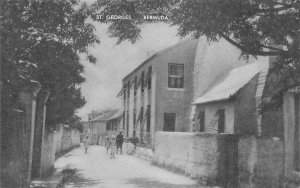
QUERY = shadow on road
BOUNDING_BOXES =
[31,168,101,188]
[56,168,101,188]
[125,177,206,188]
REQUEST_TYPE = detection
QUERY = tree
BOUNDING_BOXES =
[1,0,99,128]
[67,114,84,132]
[93,0,300,107]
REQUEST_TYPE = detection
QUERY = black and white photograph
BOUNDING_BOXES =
[1,0,300,187]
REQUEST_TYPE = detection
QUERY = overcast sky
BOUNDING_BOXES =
[77,21,181,120]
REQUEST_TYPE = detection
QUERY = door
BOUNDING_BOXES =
[163,113,176,132]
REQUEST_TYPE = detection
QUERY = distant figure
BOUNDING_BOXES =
[104,136,111,154]
[83,135,90,154]
[116,131,124,154]
[110,135,116,159]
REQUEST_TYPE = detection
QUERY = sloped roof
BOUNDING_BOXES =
[91,109,120,122]
[193,61,268,105]
[107,109,123,120]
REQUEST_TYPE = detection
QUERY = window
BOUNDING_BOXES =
[148,66,152,90]
[146,105,151,132]
[106,123,109,131]
[123,86,126,100]
[217,109,225,133]
[122,111,125,130]
[127,81,130,98]
[134,76,137,96]
[133,109,136,126]
[163,113,176,131]
[126,111,129,137]
[198,111,205,132]
[141,71,145,93]
[140,107,144,123]
[168,64,184,88]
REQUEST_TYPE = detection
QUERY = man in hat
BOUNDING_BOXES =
[116,131,124,154]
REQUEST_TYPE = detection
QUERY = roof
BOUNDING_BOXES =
[107,109,123,120]
[91,109,120,122]
[193,61,268,105]
[122,37,196,82]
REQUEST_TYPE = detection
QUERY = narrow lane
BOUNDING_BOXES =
[51,145,205,188]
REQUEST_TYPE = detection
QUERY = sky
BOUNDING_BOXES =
[76,21,182,120]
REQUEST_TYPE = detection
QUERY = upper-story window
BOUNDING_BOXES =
[168,63,184,88]
[123,86,126,100]
[148,66,152,90]
[134,76,137,96]
[141,71,145,93]
[127,81,130,98]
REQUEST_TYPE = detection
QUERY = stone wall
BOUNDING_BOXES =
[238,136,284,188]
[54,125,80,155]
[60,127,80,153]
[153,132,238,187]
[40,132,56,177]
[39,126,80,177]
[123,142,154,161]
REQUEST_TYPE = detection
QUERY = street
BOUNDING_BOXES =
[32,145,208,188]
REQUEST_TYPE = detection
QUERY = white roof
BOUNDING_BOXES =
[107,109,123,120]
[193,61,268,105]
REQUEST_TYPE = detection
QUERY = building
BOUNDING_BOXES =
[87,108,123,145]
[118,37,270,147]
[193,60,270,135]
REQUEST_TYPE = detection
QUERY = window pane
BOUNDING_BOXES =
[168,77,176,88]
[177,65,183,75]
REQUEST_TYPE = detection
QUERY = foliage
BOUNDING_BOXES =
[93,0,300,108]
[66,114,84,132]
[1,0,99,128]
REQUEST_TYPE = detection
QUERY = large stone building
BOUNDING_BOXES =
[118,37,270,147]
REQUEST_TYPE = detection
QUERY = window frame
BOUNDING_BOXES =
[168,63,184,88]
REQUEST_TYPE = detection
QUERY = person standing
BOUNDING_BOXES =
[116,131,124,154]
[110,135,116,159]
[104,136,111,154]
[83,135,90,154]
